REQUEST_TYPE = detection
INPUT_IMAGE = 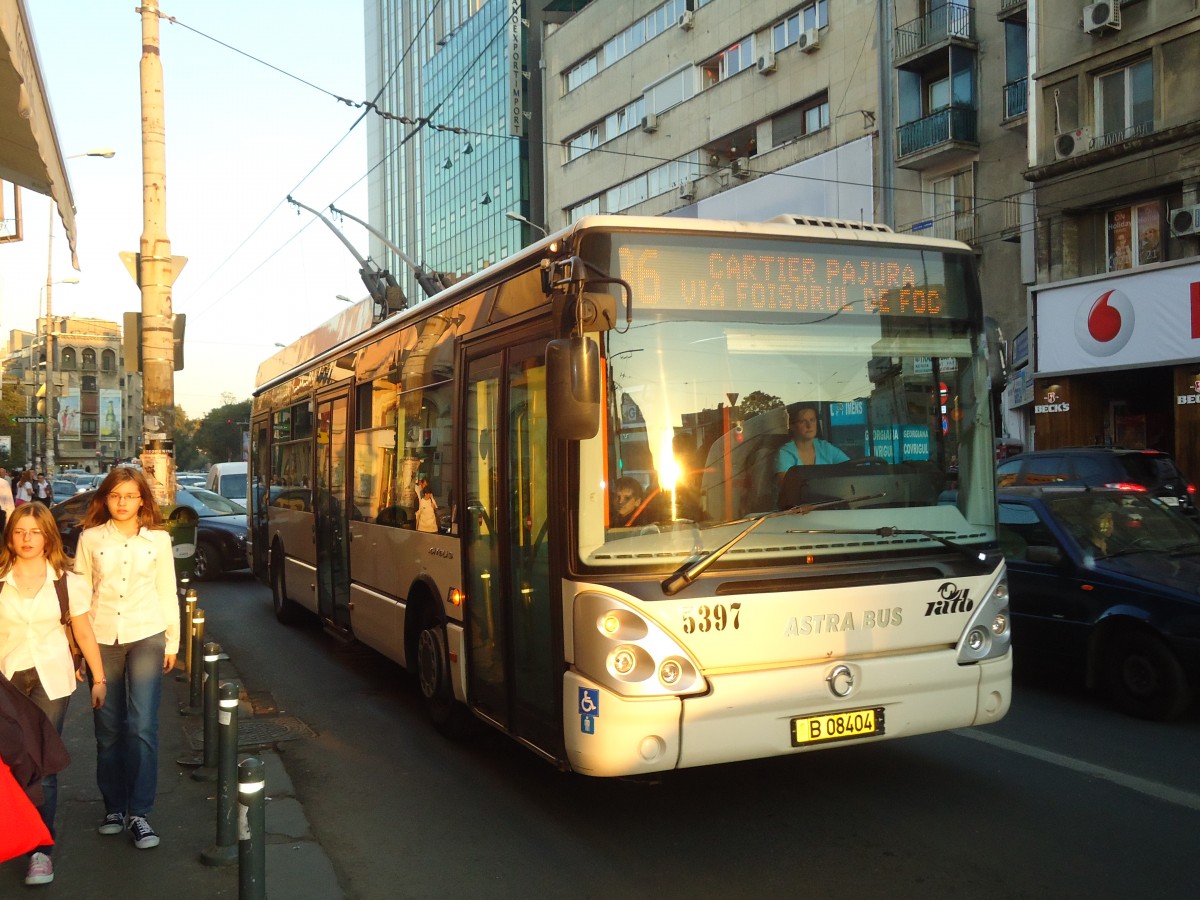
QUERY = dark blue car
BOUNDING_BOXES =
[998,486,1200,720]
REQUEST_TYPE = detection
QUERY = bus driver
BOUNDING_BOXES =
[776,403,848,488]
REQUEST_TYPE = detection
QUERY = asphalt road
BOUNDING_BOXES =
[200,573,1200,900]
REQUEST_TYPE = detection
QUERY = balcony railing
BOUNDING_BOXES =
[897,105,978,158]
[1004,78,1027,119]
[999,0,1026,12]
[903,210,977,246]
[1093,121,1153,150]
[895,3,973,58]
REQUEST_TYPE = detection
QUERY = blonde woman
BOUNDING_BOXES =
[0,503,106,885]
[74,468,177,850]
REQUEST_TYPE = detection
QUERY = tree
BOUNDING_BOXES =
[0,382,32,469]
[738,390,784,422]
[194,400,251,463]
[172,407,203,470]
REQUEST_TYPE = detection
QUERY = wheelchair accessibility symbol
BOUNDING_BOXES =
[578,688,599,716]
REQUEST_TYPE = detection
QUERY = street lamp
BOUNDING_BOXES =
[505,210,548,237]
[43,148,115,472]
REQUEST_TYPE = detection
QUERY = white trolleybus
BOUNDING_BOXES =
[250,214,1011,777]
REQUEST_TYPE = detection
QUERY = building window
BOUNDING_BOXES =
[61,348,77,370]
[772,93,830,145]
[82,417,98,435]
[563,0,687,94]
[82,375,97,393]
[1095,58,1153,145]
[101,349,116,372]
[701,37,754,88]
[930,168,975,244]
[1106,202,1163,272]
[772,0,829,52]
[82,348,97,370]
[645,67,696,116]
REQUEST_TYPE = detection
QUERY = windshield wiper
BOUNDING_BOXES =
[1166,540,1200,557]
[660,493,886,596]
[785,525,990,568]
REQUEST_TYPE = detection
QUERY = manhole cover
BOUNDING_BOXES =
[185,716,313,751]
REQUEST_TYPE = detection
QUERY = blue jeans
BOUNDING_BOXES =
[11,668,69,856]
[94,632,166,818]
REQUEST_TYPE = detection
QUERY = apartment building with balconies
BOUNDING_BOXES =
[1022,1,1200,477]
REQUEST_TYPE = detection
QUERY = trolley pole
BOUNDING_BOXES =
[136,0,178,506]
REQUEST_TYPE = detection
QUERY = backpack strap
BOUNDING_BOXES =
[53,575,71,627]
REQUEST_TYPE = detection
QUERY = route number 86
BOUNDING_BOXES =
[682,603,741,633]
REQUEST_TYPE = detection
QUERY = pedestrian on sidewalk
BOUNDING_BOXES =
[0,503,108,886]
[74,468,177,851]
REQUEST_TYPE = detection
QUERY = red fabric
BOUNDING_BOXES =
[0,759,52,862]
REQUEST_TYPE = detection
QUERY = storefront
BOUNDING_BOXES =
[1028,260,1200,480]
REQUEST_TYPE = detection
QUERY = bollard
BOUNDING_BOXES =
[238,757,266,899]
[201,681,239,866]
[178,588,198,682]
[191,641,222,782]
[187,608,206,714]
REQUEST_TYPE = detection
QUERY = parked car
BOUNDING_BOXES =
[206,461,248,507]
[51,486,248,581]
[998,486,1200,720]
[51,479,78,501]
[996,447,1197,517]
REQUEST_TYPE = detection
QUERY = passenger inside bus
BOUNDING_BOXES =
[613,476,660,527]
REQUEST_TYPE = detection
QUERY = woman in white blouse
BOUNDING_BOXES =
[74,467,178,852]
[0,503,106,886]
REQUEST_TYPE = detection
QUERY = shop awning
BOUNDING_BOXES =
[0,0,78,267]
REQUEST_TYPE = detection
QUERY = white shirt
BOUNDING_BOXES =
[0,562,92,701]
[75,521,179,655]
[0,478,14,513]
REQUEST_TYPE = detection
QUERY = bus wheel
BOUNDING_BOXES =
[1104,630,1190,721]
[416,606,467,737]
[271,551,298,625]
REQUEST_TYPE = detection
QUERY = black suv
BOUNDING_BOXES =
[996,448,1196,517]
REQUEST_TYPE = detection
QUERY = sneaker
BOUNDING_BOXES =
[98,812,125,835]
[126,815,160,849]
[25,852,54,885]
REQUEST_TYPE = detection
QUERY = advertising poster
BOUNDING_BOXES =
[100,388,122,441]
[58,390,81,438]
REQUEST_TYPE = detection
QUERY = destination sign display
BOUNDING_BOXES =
[611,235,971,320]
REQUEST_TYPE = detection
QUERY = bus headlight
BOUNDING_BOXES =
[956,571,1012,664]
[576,592,707,697]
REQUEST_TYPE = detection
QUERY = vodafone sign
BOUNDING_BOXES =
[1035,262,1200,374]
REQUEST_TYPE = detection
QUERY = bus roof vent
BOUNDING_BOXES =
[768,214,893,233]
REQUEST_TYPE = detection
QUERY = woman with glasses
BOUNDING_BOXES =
[0,503,107,885]
[74,468,178,851]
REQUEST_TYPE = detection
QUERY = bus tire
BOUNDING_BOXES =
[416,605,468,737]
[1103,629,1190,721]
[271,548,298,625]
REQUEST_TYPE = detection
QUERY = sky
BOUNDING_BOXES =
[1,0,372,418]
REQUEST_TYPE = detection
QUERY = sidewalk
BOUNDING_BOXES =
[0,641,342,898]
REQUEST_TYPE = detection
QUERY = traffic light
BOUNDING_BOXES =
[122,312,186,372]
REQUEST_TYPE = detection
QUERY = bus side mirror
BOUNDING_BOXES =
[547,336,600,440]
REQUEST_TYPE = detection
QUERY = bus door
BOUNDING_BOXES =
[462,331,558,752]
[315,389,351,633]
[249,416,270,579]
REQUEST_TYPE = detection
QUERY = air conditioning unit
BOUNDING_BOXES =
[798,27,820,53]
[757,47,777,74]
[640,112,658,133]
[731,157,751,179]
[1170,205,1200,238]
[678,179,697,201]
[1054,127,1092,160]
[1083,1,1121,35]
[678,10,694,31]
